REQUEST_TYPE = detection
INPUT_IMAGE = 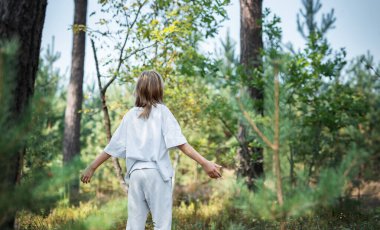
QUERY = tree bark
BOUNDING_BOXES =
[237,0,264,190]
[0,0,47,228]
[63,0,87,205]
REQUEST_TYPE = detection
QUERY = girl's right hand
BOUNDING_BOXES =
[81,166,95,184]
[201,160,223,179]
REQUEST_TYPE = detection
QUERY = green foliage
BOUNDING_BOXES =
[1,39,88,225]
[0,40,25,155]
[229,3,375,223]
[87,0,230,83]
[17,195,127,230]
[85,0,233,170]
[0,39,39,221]
[297,0,336,38]
[9,0,380,228]
[24,37,65,173]
[346,53,380,180]
[284,2,365,181]
[71,24,87,34]
[16,174,380,229]
[58,197,127,230]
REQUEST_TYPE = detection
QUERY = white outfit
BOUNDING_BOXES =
[129,160,158,175]
[126,168,173,230]
[103,103,187,229]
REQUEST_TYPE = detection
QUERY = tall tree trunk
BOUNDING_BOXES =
[0,0,47,228]
[63,0,87,205]
[237,0,264,190]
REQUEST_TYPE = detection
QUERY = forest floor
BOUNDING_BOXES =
[351,181,380,209]
[16,169,380,229]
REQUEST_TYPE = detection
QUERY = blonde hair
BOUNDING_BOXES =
[133,70,164,119]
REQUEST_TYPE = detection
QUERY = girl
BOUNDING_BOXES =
[80,70,222,230]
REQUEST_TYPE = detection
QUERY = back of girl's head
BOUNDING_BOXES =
[133,70,164,119]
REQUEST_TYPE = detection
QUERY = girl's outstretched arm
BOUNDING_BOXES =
[80,151,111,184]
[177,143,223,179]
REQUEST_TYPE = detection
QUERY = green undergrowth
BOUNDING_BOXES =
[16,177,380,230]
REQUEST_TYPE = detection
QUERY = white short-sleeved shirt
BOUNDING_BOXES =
[103,103,187,184]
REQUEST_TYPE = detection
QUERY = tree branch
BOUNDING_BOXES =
[90,39,103,92]
[102,0,147,93]
[123,41,158,61]
[218,116,244,148]
[236,94,274,149]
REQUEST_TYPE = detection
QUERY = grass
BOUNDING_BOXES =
[16,195,380,229]
[15,170,380,229]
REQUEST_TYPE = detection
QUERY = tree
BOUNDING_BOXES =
[87,0,230,193]
[63,0,87,205]
[238,0,264,190]
[233,10,368,227]
[0,0,47,228]
[26,37,64,174]
[231,4,371,229]
[237,61,286,229]
[296,0,336,39]
[286,0,351,182]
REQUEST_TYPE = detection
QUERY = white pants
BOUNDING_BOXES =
[126,168,172,230]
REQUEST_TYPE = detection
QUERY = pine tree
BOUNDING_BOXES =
[232,7,369,229]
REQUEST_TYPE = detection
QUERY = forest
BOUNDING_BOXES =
[0,0,379,229]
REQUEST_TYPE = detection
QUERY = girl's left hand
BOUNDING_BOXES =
[201,160,223,179]
[81,166,95,184]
